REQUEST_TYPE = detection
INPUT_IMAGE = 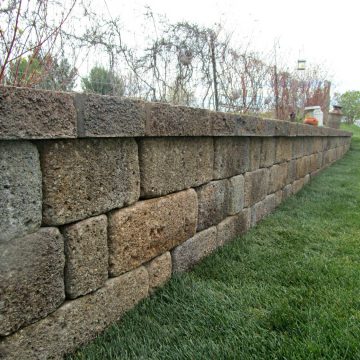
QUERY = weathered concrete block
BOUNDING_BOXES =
[283,184,293,199]
[40,138,139,225]
[309,154,318,173]
[260,137,276,168]
[287,160,297,184]
[251,194,276,226]
[0,267,148,360]
[172,227,218,273]
[214,137,249,179]
[228,175,245,215]
[0,141,42,242]
[145,252,172,292]
[268,163,288,194]
[108,189,197,276]
[275,137,292,163]
[316,152,323,169]
[312,137,323,153]
[304,174,310,185]
[292,137,304,159]
[235,115,276,136]
[62,215,108,299]
[293,178,305,194]
[196,179,229,231]
[295,157,309,179]
[0,86,77,139]
[217,210,250,246]
[75,94,146,137]
[244,168,269,207]
[249,137,261,171]
[275,190,283,207]
[0,228,65,336]
[139,137,213,198]
[303,138,314,155]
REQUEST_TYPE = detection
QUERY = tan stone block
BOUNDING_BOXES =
[251,194,276,226]
[196,179,229,231]
[312,137,323,153]
[0,228,65,336]
[108,189,197,276]
[275,137,292,163]
[275,190,283,207]
[304,174,310,185]
[283,184,293,199]
[217,210,250,246]
[309,154,318,173]
[145,252,172,292]
[292,137,304,159]
[244,168,269,207]
[62,215,108,299]
[249,137,261,171]
[213,137,249,179]
[295,157,309,179]
[40,138,139,225]
[260,137,276,167]
[268,163,288,194]
[172,227,218,273]
[293,178,305,194]
[0,267,149,360]
[139,137,213,198]
[228,175,245,215]
[287,160,296,184]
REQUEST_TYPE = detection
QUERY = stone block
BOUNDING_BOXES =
[260,137,276,167]
[196,179,229,231]
[303,138,313,155]
[75,94,146,137]
[0,141,42,242]
[316,152,323,169]
[309,154,318,173]
[275,190,283,207]
[292,137,304,159]
[249,137,261,171]
[145,252,172,292]
[268,163,288,194]
[0,267,148,360]
[275,137,292,163]
[108,189,197,276]
[213,137,249,179]
[62,215,108,299]
[312,137,323,153]
[235,115,276,136]
[244,168,269,207]
[287,160,297,184]
[40,138,139,225]
[295,157,309,179]
[283,184,293,199]
[304,174,310,185]
[217,210,250,246]
[0,86,76,139]
[172,227,218,273]
[0,228,65,336]
[251,194,276,226]
[139,137,213,198]
[228,175,245,215]
[293,178,305,194]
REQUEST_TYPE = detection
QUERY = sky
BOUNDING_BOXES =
[96,0,359,94]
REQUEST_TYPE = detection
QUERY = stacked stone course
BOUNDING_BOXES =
[0,86,352,359]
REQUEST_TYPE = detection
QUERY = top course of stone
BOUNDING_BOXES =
[0,86,352,140]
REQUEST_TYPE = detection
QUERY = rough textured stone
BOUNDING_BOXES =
[62,215,108,299]
[108,189,197,276]
[268,163,288,194]
[304,174,310,185]
[145,252,172,292]
[283,184,293,199]
[0,228,65,336]
[228,175,245,215]
[139,137,213,198]
[196,179,229,231]
[260,137,276,168]
[244,168,269,207]
[287,160,297,184]
[0,86,76,139]
[217,210,250,246]
[75,94,146,137]
[0,267,148,360]
[249,137,261,171]
[172,227,218,273]
[303,138,314,155]
[313,138,323,153]
[309,154,318,173]
[0,141,42,242]
[251,194,276,226]
[275,137,292,163]
[293,178,305,194]
[40,138,139,225]
[295,157,309,179]
[214,137,249,179]
[235,115,276,136]
[292,137,304,159]
[275,190,283,207]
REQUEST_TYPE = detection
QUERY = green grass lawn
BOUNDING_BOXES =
[69,124,360,360]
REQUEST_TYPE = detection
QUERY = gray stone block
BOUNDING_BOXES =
[292,137,304,159]
[196,179,229,231]
[260,137,276,168]
[249,137,261,171]
[214,137,249,179]
[40,138,139,225]
[283,184,293,199]
[251,194,276,226]
[62,215,108,299]
[235,115,276,136]
[75,94,146,137]
[244,168,269,207]
[293,178,305,194]
[287,160,297,184]
[0,141,42,242]
[0,228,65,336]
[268,163,288,194]
[108,189,197,276]
[0,86,76,139]
[145,252,172,292]
[228,175,245,215]
[0,267,149,360]
[172,227,218,273]
[217,210,250,246]
[275,137,292,163]
[139,137,213,198]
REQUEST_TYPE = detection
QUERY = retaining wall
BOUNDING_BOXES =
[0,86,352,359]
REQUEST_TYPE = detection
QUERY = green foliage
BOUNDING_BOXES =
[81,66,124,96]
[68,128,360,359]
[339,91,360,123]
